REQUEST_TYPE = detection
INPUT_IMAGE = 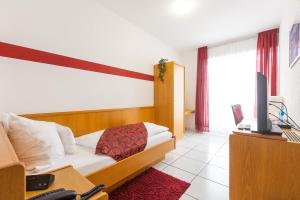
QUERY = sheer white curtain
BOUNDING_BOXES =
[208,37,257,132]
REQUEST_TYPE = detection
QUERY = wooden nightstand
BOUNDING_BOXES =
[26,166,108,200]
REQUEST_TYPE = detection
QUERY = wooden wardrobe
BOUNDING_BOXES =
[154,61,185,139]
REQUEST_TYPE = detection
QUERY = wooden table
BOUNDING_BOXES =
[26,166,108,200]
[184,109,195,116]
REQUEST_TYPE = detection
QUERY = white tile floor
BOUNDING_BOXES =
[153,131,230,200]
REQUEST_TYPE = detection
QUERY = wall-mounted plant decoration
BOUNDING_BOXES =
[158,58,168,82]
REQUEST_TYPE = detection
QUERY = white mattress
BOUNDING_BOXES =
[34,131,172,176]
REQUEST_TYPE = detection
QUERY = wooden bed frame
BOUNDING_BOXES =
[0,125,26,200]
[0,106,175,199]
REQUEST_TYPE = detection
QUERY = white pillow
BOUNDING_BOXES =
[7,114,65,170]
[144,122,169,137]
[76,130,103,151]
[55,123,77,154]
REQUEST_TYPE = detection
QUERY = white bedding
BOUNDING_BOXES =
[31,131,172,175]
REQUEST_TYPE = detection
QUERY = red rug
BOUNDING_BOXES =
[109,168,190,200]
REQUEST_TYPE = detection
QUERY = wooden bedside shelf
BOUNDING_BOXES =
[26,166,108,200]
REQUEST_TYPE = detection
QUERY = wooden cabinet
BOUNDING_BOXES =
[230,130,300,200]
[154,61,185,139]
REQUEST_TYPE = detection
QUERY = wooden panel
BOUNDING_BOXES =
[0,125,25,200]
[173,64,185,139]
[154,61,185,139]
[230,133,300,200]
[0,125,19,165]
[154,62,174,130]
[22,106,155,137]
[87,138,175,192]
[26,166,108,200]
[0,164,25,200]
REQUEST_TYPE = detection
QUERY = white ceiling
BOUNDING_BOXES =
[98,0,286,52]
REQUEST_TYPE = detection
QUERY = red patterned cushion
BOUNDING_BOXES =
[95,123,147,161]
[232,105,244,125]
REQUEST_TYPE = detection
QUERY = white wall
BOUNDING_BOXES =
[0,0,180,114]
[279,0,300,124]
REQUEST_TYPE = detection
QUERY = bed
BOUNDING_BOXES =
[19,106,176,192]
[32,131,173,176]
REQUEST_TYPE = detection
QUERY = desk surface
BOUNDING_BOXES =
[233,127,300,143]
[232,129,287,141]
[26,166,108,200]
[184,109,195,116]
[237,119,300,143]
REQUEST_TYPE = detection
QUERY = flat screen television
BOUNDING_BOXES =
[256,72,272,132]
[256,72,282,135]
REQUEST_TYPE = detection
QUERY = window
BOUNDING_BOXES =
[208,38,257,132]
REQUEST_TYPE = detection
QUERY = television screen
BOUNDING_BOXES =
[256,72,271,132]
[256,72,282,135]
[289,23,300,67]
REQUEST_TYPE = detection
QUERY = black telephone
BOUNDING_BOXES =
[26,174,55,191]
[28,184,105,200]
[28,188,76,200]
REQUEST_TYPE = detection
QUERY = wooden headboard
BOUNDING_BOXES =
[22,106,155,137]
[0,125,25,200]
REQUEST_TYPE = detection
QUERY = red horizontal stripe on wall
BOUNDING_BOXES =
[0,42,154,81]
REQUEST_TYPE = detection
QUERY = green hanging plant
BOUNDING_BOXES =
[158,58,168,82]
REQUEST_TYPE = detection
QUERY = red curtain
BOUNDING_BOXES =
[256,28,279,96]
[195,47,209,132]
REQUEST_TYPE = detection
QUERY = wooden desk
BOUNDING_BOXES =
[230,129,300,200]
[184,109,195,116]
[26,166,108,200]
